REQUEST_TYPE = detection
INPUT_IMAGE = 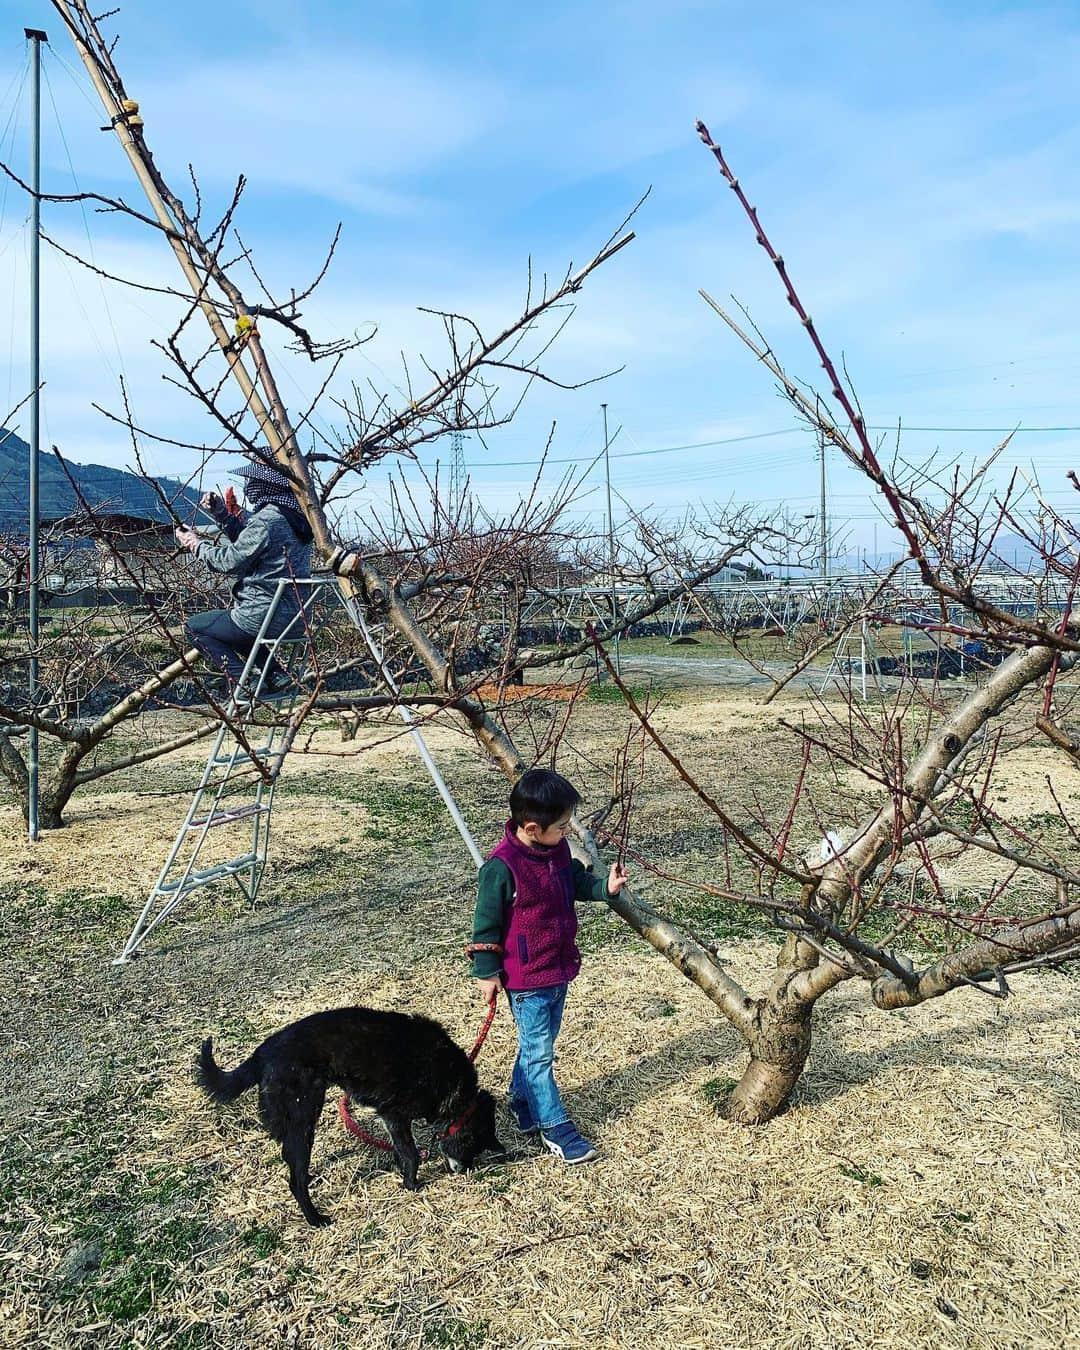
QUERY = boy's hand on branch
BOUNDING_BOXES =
[174,527,200,553]
[476,976,501,1006]
[606,862,629,897]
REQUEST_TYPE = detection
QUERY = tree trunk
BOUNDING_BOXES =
[725,936,819,1124]
[0,761,67,829]
[17,755,80,830]
[725,996,815,1124]
[34,794,67,831]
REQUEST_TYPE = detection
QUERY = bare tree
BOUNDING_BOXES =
[557,124,1080,1125]
[0,500,246,827]
[25,5,1080,1128]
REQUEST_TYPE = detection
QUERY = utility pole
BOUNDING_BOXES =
[602,403,620,674]
[26,26,48,844]
[817,428,827,580]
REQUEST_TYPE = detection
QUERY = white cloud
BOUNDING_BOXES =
[2,0,1079,542]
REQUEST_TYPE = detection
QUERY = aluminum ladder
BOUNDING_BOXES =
[113,578,326,963]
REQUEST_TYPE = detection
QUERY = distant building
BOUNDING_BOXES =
[44,511,179,589]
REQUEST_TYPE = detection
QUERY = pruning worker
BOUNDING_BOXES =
[174,459,312,694]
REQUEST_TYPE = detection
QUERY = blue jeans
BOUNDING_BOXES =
[507,983,569,1132]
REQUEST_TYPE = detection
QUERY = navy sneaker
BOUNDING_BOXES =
[507,1097,537,1134]
[540,1122,599,1164]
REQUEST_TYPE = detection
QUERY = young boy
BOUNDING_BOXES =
[469,768,628,1164]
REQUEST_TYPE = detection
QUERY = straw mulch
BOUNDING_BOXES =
[2,687,1079,1348]
[157,954,1080,1350]
[473,683,577,702]
[8,941,1078,1349]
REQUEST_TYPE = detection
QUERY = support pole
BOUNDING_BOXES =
[602,402,621,675]
[25,27,48,844]
[340,595,483,867]
[818,427,827,580]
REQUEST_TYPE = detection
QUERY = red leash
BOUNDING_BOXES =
[467,995,498,1062]
[338,1000,498,1151]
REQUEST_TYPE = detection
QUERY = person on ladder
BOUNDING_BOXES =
[174,458,313,699]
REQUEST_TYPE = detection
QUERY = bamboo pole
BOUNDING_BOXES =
[53,0,485,862]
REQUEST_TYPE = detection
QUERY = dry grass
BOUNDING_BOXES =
[140,952,1080,1350]
[1,684,1078,1349]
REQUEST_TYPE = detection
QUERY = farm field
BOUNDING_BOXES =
[2,680,1078,1349]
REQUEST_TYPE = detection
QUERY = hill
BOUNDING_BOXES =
[0,427,199,531]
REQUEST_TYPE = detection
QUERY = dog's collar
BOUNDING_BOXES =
[437,1096,479,1141]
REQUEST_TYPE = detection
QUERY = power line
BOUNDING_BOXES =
[450,422,1080,470]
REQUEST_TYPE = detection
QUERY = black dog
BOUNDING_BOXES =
[196,1006,505,1226]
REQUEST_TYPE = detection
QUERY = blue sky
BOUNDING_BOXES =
[1,0,1079,560]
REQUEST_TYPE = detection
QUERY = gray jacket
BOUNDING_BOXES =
[194,504,311,637]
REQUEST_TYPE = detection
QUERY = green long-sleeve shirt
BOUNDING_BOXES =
[469,856,611,979]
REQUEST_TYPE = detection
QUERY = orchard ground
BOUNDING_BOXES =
[2,675,1077,1349]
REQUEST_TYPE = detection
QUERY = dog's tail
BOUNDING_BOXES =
[195,1037,260,1104]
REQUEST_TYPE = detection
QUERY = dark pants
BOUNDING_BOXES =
[184,609,257,682]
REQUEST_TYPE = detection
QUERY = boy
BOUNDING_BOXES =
[469,768,628,1164]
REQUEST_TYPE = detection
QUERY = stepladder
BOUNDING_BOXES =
[819,617,882,701]
[113,578,328,963]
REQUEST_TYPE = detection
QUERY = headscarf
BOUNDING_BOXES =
[231,458,313,542]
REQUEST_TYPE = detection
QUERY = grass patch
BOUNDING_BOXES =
[283,770,439,843]
[701,1077,737,1112]
[682,894,772,942]
[88,1214,208,1321]
[576,908,635,956]
[587,680,648,705]
[837,1161,885,1188]
[240,1223,283,1260]
[422,1316,491,1349]
[480,1167,513,1198]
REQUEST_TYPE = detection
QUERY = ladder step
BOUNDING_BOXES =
[188,803,270,830]
[211,745,276,765]
[154,854,260,894]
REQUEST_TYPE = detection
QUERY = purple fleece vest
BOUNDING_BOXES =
[490,821,580,991]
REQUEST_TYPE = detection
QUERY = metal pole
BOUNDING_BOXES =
[341,594,483,868]
[818,428,827,580]
[26,27,48,844]
[602,403,620,675]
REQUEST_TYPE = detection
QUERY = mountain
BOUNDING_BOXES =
[0,428,199,530]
